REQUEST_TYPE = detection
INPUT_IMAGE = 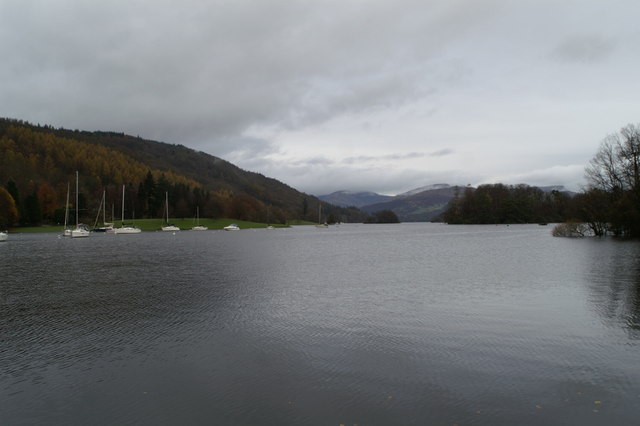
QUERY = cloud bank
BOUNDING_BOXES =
[1,0,639,195]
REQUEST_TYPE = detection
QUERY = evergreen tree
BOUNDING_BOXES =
[6,179,22,221]
[22,191,42,226]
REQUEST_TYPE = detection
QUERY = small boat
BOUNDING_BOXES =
[0,231,7,242]
[70,171,90,238]
[223,224,240,231]
[192,206,208,231]
[115,185,141,234]
[161,192,180,232]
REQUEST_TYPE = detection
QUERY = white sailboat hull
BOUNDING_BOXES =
[71,227,90,238]
[161,225,180,232]
[115,226,142,234]
[0,231,7,242]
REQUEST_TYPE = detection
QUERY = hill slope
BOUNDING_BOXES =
[0,118,366,225]
[318,190,393,207]
[360,185,460,222]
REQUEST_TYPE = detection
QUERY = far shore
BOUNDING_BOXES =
[8,218,315,233]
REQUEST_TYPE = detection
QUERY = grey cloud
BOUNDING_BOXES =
[241,151,480,196]
[290,156,335,167]
[1,0,637,196]
[340,150,451,166]
[428,148,454,157]
[550,34,617,63]
[342,152,427,165]
[0,0,503,152]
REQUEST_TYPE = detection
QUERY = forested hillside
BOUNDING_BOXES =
[0,118,366,227]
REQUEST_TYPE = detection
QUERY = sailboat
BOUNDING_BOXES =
[266,205,274,229]
[192,206,208,231]
[92,190,113,232]
[0,231,7,242]
[315,203,328,228]
[62,182,71,237]
[70,171,90,238]
[161,192,180,231]
[115,185,141,234]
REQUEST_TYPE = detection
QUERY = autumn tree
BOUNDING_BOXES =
[37,183,57,221]
[229,193,263,221]
[5,179,22,220]
[0,186,19,228]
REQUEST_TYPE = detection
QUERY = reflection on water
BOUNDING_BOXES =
[1,225,639,425]
[583,239,640,339]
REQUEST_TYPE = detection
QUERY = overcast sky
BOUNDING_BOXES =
[1,0,639,195]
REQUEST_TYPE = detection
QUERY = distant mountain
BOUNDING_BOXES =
[396,183,452,197]
[360,185,461,222]
[357,183,577,222]
[318,190,393,207]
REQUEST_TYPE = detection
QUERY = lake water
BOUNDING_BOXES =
[1,224,639,425]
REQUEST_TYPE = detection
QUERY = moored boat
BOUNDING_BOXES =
[92,190,114,232]
[161,192,180,231]
[71,223,90,238]
[114,226,141,234]
[70,171,90,238]
[62,182,71,237]
[192,206,208,231]
[115,185,141,234]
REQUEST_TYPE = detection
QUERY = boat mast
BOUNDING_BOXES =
[92,190,105,229]
[75,171,79,228]
[64,182,70,230]
[121,185,125,225]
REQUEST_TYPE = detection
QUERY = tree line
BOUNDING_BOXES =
[442,123,640,238]
[443,184,571,225]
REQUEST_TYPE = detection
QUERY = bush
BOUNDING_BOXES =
[552,220,590,237]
